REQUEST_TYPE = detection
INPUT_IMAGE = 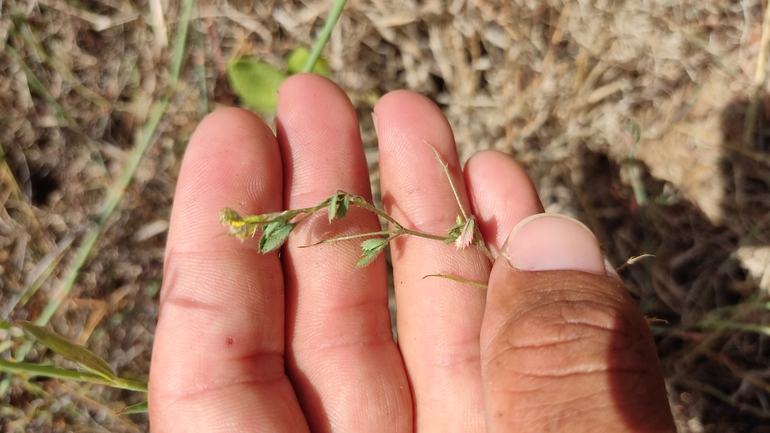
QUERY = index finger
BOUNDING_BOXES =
[149,108,308,432]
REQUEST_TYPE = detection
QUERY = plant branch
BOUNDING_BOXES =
[221,188,495,275]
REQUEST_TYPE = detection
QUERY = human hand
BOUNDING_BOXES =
[149,74,676,432]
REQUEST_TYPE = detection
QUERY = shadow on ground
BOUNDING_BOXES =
[558,105,770,430]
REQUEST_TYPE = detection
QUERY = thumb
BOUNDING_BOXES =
[480,214,675,433]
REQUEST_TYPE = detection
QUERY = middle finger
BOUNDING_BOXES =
[277,74,411,432]
[374,91,490,432]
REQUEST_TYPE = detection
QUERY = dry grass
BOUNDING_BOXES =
[1,0,770,431]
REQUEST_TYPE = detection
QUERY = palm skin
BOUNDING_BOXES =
[149,74,676,433]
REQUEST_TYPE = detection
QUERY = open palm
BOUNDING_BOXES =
[149,74,675,433]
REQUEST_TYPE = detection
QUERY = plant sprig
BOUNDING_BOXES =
[221,191,447,266]
[220,142,495,269]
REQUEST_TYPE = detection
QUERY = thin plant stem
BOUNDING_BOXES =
[474,238,495,262]
[301,0,347,73]
[349,196,401,228]
[301,230,393,247]
[426,141,468,220]
[398,227,450,242]
[349,196,450,242]
[423,274,488,289]
[293,200,334,224]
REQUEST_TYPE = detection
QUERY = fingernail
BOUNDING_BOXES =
[372,112,379,136]
[502,214,606,276]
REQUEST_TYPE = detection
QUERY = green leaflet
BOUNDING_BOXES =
[226,58,287,113]
[287,47,330,77]
[259,220,296,253]
[328,192,350,222]
[338,195,350,219]
[357,238,388,268]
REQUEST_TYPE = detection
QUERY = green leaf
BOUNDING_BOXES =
[0,358,111,384]
[286,47,329,77]
[117,401,148,415]
[361,238,386,253]
[227,58,287,113]
[20,321,117,381]
[356,251,380,268]
[258,220,295,253]
[327,193,350,222]
[357,238,388,268]
[328,192,340,222]
[338,195,350,219]
[0,319,10,330]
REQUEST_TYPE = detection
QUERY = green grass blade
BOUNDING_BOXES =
[0,359,112,385]
[169,0,196,90]
[117,400,148,415]
[194,4,209,114]
[0,359,147,392]
[301,0,346,73]
[20,321,117,380]
[110,378,149,393]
